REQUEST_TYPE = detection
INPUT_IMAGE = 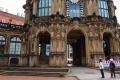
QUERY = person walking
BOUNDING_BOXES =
[109,58,116,78]
[99,59,105,78]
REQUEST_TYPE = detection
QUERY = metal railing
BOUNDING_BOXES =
[0,22,24,31]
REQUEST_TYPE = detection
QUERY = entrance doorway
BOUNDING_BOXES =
[67,30,86,66]
[10,58,19,65]
[38,32,50,65]
[103,33,112,60]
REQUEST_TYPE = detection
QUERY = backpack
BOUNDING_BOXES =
[110,62,115,69]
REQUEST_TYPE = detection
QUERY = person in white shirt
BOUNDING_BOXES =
[99,59,105,78]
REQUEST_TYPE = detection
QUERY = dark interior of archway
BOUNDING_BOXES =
[0,45,5,54]
[39,32,50,65]
[10,58,19,65]
[103,33,111,60]
[67,30,86,66]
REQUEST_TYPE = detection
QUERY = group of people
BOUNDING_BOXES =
[99,58,116,79]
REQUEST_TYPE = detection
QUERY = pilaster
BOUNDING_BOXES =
[49,24,66,67]
[33,0,38,16]
[109,0,116,17]
[86,0,99,16]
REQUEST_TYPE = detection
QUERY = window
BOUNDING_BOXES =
[66,1,84,17]
[1,19,6,23]
[10,37,21,54]
[98,0,109,17]
[0,36,5,54]
[38,0,52,16]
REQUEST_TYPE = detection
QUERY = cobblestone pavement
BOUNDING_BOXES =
[0,76,78,80]
[67,67,120,80]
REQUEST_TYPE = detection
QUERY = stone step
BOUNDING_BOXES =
[0,67,69,76]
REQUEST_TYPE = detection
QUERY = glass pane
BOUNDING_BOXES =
[10,38,21,54]
[11,37,16,41]
[98,0,109,17]
[66,1,83,17]
[49,0,51,6]
[17,37,21,42]
[38,0,51,16]
[39,9,42,16]
[42,8,44,16]
[0,36,5,41]
[46,44,50,56]
[42,0,45,7]
[46,0,49,7]
[39,0,42,8]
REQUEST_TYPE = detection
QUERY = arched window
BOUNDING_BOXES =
[10,37,21,54]
[98,0,109,17]
[66,1,84,17]
[38,0,52,16]
[0,36,5,54]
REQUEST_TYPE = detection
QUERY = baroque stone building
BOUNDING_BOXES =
[0,22,24,66]
[0,11,25,67]
[21,0,120,67]
[1,0,120,67]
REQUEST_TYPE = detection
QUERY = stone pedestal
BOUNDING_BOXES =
[50,53,65,67]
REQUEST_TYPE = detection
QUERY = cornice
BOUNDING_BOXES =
[32,15,117,26]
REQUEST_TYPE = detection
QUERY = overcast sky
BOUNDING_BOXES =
[0,0,120,23]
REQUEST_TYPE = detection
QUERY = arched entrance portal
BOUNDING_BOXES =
[38,32,50,65]
[67,30,86,66]
[10,58,19,65]
[103,33,112,60]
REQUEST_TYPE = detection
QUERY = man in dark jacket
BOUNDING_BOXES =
[109,58,116,78]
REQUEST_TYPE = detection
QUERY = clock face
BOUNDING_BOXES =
[70,0,79,3]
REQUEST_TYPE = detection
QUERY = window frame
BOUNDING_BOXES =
[9,37,22,55]
[66,1,84,18]
[38,0,52,16]
[98,0,110,17]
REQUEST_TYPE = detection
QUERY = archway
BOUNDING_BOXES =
[38,32,51,65]
[10,58,19,65]
[67,30,86,66]
[103,32,112,60]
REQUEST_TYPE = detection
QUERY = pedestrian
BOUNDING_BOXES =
[99,59,105,78]
[109,58,116,78]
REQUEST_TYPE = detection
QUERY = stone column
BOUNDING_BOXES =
[111,38,117,54]
[52,0,64,15]
[4,36,10,54]
[87,33,104,66]
[24,5,31,24]
[19,34,28,66]
[109,0,116,17]
[52,0,57,14]
[33,0,38,16]
[61,0,66,15]
[49,25,66,67]
[4,36,10,65]
[29,36,39,66]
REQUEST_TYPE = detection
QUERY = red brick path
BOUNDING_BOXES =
[0,76,78,80]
